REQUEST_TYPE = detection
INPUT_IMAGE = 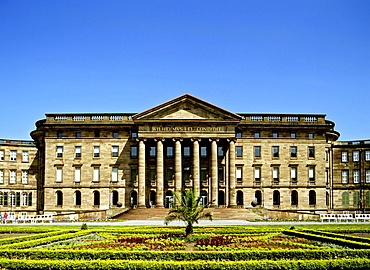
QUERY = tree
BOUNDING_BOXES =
[164,189,213,238]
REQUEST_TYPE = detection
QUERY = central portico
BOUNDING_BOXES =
[132,94,242,208]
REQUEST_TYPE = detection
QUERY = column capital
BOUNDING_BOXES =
[172,138,183,142]
[227,138,237,143]
[154,138,165,142]
[209,138,219,142]
[191,138,201,142]
[136,138,147,142]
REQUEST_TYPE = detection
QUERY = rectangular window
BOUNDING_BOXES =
[236,132,242,138]
[353,151,360,162]
[218,146,224,157]
[10,150,16,161]
[131,167,137,182]
[183,146,191,157]
[112,146,119,157]
[272,132,278,138]
[131,146,138,158]
[56,146,63,158]
[341,151,348,162]
[56,167,63,182]
[57,132,63,138]
[291,146,297,158]
[254,132,260,138]
[326,170,329,184]
[75,146,81,158]
[236,146,243,157]
[218,167,224,183]
[354,170,360,184]
[22,151,29,162]
[112,132,119,138]
[0,170,3,184]
[201,147,207,157]
[254,146,261,158]
[94,130,100,137]
[366,170,370,183]
[94,146,100,158]
[291,133,296,138]
[273,167,279,181]
[308,133,314,139]
[112,167,118,182]
[183,167,190,182]
[254,167,261,181]
[167,167,174,182]
[21,171,28,184]
[309,167,315,181]
[76,132,81,138]
[308,147,315,158]
[342,170,348,184]
[236,167,242,182]
[167,146,173,158]
[272,146,279,158]
[150,167,156,181]
[0,150,4,161]
[75,167,81,182]
[10,170,16,184]
[149,146,156,158]
[21,193,28,207]
[93,167,100,182]
[200,168,207,182]
[291,167,297,182]
[3,192,7,206]
[366,150,370,161]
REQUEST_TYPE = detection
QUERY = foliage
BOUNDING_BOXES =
[164,189,213,237]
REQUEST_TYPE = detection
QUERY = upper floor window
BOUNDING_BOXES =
[93,167,100,182]
[56,147,63,158]
[94,130,100,138]
[76,132,81,138]
[75,146,81,158]
[112,146,119,157]
[365,150,370,161]
[309,167,315,181]
[254,132,260,138]
[308,133,314,139]
[342,170,348,184]
[308,147,315,158]
[112,132,119,138]
[10,150,16,161]
[291,167,297,182]
[183,146,191,158]
[21,171,28,184]
[0,150,4,161]
[0,170,3,184]
[354,170,360,184]
[236,146,243,157]
[254,146,261,158]
[272,132,278,138]
[236,167,243,182]
[366,169,370,183]
[57,132,63,138]
[291,146,297,158]
[236,132,242,138]
[353,151,360,162]
[94,146,100,158]
[131,146,138,158]
[149,146,156,158]
[341,151,348,162]
[272,146,279,158]
[112,167,118,182]
[217,146,224,157]
[201,147,207,158]
[131,132,138,138]
[56,167,63,182]
[75,167,81,182]
[290,133,296,138]
[254,167,261,182]
[167,146,173,158]
[272,167,279,181]
[22,151,29,162]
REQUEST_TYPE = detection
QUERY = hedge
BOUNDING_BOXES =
[0,258,370,270]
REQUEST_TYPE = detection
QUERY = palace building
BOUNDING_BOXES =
[0,94,369,218]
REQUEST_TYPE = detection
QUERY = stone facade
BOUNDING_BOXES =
[1,94,369,217]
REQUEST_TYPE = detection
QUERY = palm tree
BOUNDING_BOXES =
[164,189,213,238]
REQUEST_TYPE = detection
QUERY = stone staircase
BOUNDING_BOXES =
[114,207,264,220]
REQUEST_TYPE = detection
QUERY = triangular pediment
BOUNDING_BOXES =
[133,94,242,120]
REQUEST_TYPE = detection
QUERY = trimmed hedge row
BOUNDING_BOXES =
[0,230,76,246]
[285,230,370,249]
[0,258,370,270]
[0,230,92,249]
[302,230,370,244]
[1,248,369,261]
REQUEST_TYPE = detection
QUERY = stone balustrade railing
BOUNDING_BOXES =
[239,114,325,124]
[47,114,134,123]
[0,139,35,145]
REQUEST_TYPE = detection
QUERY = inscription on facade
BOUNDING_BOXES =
[151,126,225,132]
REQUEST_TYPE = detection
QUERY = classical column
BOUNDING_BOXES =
[228,139,237,208]
[174,138,183,192]
[138,138,146,208]
[210,138,218,207]
[156,138,164,208]
[192,138,200,195]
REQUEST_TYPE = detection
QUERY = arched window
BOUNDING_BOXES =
[56,191,63,206]
[130,191,137,207]
[93,191,100,206]
[9,192,15,207]
[218,190,225,206]
[21,193,28,207]
[112,190,119,206]
[291,190,298,206]
[309,190,316,205]
[353,191,360,206]
[149,190,156,206]
[75,191,81,206]
[236,191,243,206]
[342,192,349,205]
[273,190,280,206]
[254,190,262,205]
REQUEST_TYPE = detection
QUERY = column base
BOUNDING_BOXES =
[137,205,147,209]
[210,204,218,208]
[156,204,164,208]
[228,204,238,208]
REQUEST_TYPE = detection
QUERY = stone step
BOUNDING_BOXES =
[115,207,264,220]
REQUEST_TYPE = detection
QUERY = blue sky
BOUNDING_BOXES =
[0,1,369,141]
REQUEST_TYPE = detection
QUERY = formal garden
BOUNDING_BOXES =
[0,224,369,269]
